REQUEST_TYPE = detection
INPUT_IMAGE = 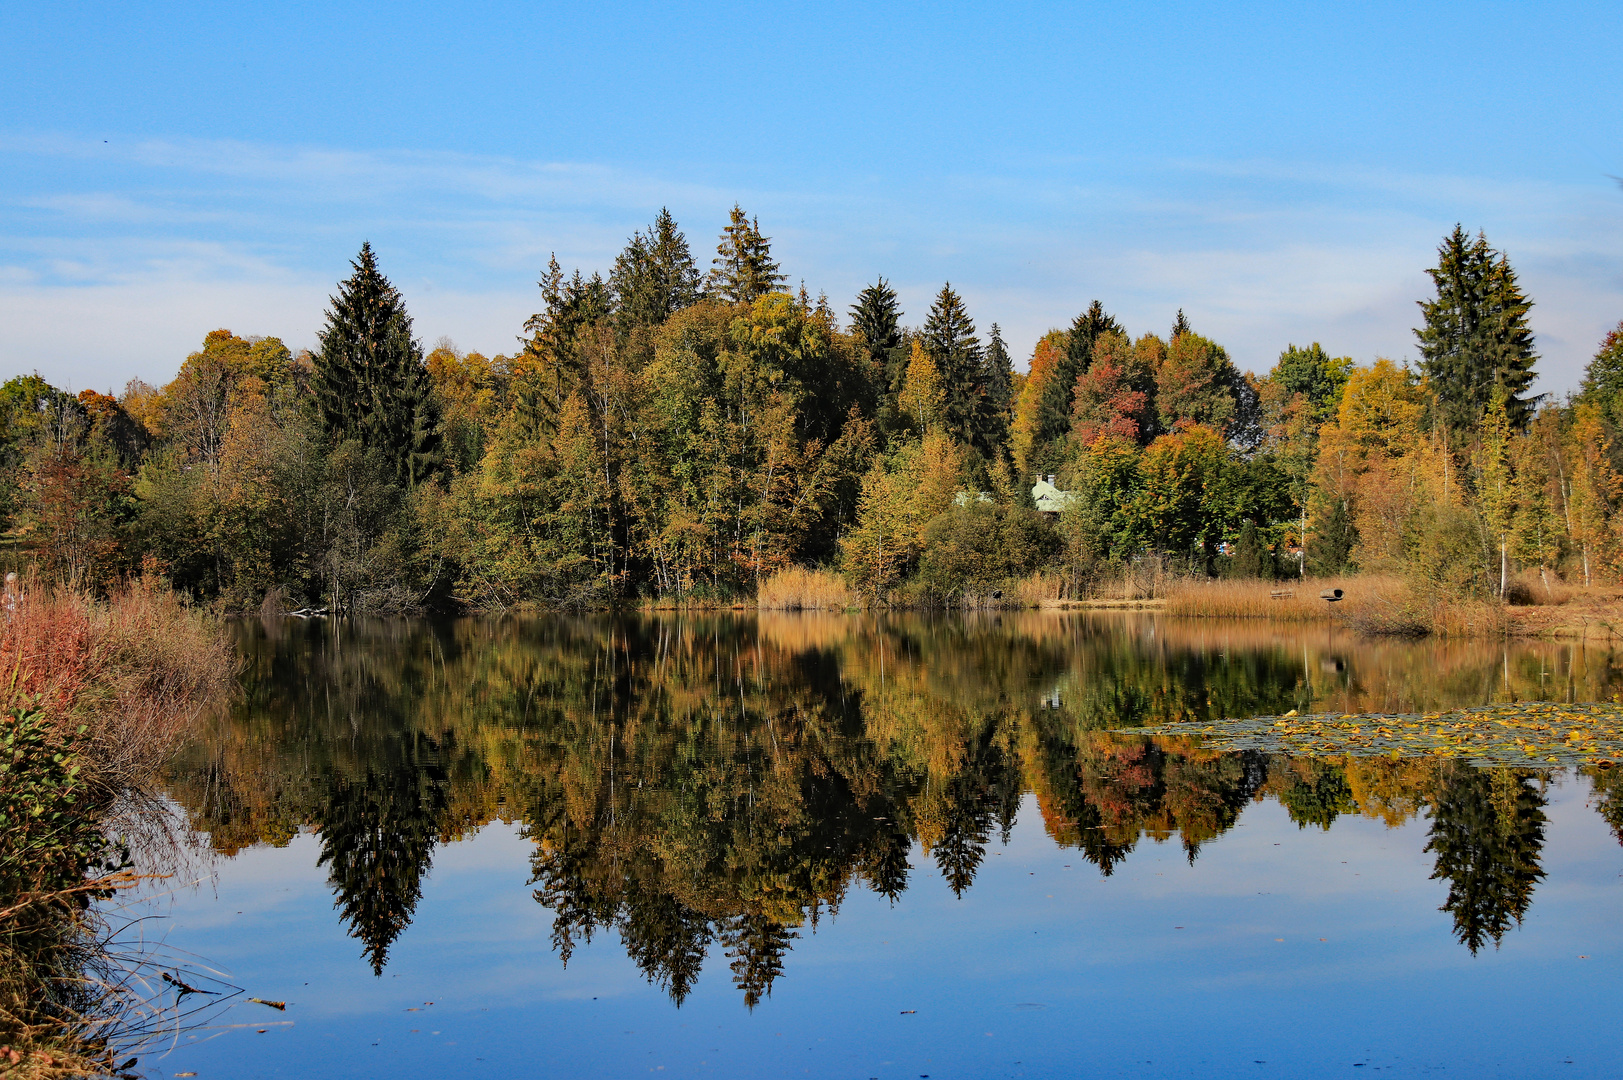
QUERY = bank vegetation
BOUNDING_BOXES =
[3,215,1621,637]
[0,581,233,1077]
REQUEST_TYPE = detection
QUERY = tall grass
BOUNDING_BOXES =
[1,580,236,798]
[756,567,861,611]
[1162,576,1369,620]
[1,581,235,1076]
[1158,574,1510,637]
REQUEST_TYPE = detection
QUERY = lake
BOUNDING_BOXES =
[125,613,1623,1078]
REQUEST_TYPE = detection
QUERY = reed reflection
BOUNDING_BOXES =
[165,613,1623,1000]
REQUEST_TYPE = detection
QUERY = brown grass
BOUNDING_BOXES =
[0,582,235,1077]
[756,567,862,611]
[1155,575,1514,637]
[1161,576,1369,620]
[1,579,236,798]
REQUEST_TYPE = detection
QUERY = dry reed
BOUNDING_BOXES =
[1,580,236,801]
[1161,576,1371,621]
[756,567,862,611]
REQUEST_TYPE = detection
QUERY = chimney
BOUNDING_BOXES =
[1046,474,1056,486]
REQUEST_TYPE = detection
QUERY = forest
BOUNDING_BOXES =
[6,206,1623,613]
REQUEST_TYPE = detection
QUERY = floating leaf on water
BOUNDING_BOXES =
[1120,700,1623,767]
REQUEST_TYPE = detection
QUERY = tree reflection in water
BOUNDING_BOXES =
[164,613,1621,1002]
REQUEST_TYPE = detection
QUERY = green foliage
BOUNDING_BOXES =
[1271,343,1353,423]
[1415,225,1539,434]
[921,284,987,454]
[706,205,785,304]
[916,500,1058,599]
[5,206,1606,611]
[849,278,906,395]
[611,207,702,337]
[1306,497,1355,575]
[1577,320,1623,426]
[1275,759,1356,830]
[312,243,443,487]
[0,375,84,532]
[0,702,106,903]
[1426,764,1546,953]
[1231,519,1268,579]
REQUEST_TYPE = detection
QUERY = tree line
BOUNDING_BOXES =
[6,208,1622,610]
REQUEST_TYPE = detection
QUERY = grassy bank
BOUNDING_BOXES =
[751,567,1623,640]
[1,583,234,1077]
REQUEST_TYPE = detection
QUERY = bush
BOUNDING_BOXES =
[916,502,1059,603]
[0,581,235,798]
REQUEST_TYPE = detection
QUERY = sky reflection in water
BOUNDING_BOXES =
[140,614,1623,1078]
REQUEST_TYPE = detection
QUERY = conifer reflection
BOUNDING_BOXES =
[162,612,1619,1001]
[1424,764,1548,953]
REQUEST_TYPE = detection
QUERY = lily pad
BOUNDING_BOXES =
[1125,700,1623,767]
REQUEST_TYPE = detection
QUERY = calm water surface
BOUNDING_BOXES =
[132,614,1623,1078]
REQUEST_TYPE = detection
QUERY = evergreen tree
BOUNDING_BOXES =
[312,243,442,486]
[1170,308,1192,340]
[1415,226,1539,433]
[1031,301,1123,467]
[1577,321,1623,425]
[316,749,447,975]
[921,284,985,450]
[706,204,786,304]
[1425,763,1547,954]
[1232,519,1268,578]
[1306,497,1355,575]
[973,321,1012,419]
[610,208,701,333]
[850,277,906,391]
[520,257,613,433]
[722,913,797,1009]
[1064,300,1123,388]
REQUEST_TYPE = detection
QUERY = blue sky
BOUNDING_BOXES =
[2,1,1620,395]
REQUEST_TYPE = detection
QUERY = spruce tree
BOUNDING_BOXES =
[1064,300,1122,387]
[521,257,613,432]
[976,324,1014,460]
[850,276,904,375]
[1416,226,1539,433]
[1306,497,1355,575]
[312,243,441,486]
[610,210,700,338]
[922,284,985,450]
[983,323,1014,417]
[1047,300,1124,447]
[1232,520,1267,578]
[1577,321,1623,425]
[1170,308,1192,340]
[706,204,786,304]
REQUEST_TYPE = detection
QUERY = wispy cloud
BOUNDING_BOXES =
[2,131,1618,395]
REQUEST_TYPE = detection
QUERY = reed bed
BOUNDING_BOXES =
[756,567,862,611]
[1161,576,1371,621]
[1,581,235,1076]
[1,581,237,797]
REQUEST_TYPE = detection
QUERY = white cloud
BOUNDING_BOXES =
[2,133,1619,395]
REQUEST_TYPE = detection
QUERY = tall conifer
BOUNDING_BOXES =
[1049,300,1123,444]
[707,205,786,303]
[1416,226,1539,433]
[850,278,906,394]
[612,208,701,332]
[922,284,984,450]
[312,243,441,486]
